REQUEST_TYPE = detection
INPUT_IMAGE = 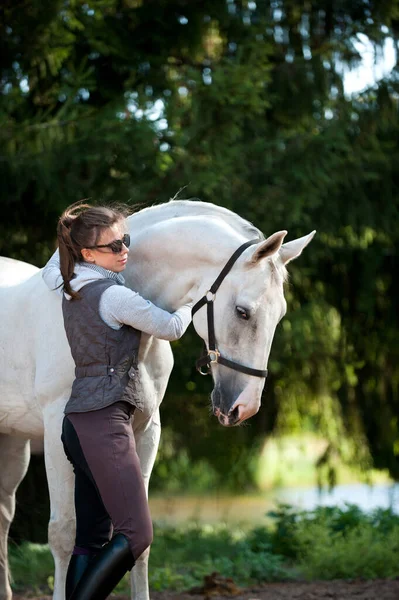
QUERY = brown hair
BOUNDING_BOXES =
[57,201,129,300]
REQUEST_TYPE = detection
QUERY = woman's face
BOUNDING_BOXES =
[82,222,129,273]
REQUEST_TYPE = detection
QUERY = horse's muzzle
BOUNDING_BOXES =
[214,407,240,427]
[211,384,242,426]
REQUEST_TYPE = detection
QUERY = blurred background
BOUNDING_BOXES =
[1,0,398,544]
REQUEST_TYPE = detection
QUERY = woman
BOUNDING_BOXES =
[42,202,193,600]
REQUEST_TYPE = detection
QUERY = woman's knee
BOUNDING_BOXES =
[133,521,153,561]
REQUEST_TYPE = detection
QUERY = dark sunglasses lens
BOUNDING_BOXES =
[110,234,130,253]
[110,240,123,253]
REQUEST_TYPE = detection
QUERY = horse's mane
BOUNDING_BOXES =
[129,199,265,241]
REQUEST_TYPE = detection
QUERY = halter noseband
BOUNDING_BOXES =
[191,239,268,379]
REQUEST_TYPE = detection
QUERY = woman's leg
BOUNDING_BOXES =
[65,555,92,600]
[65,402,153,600]
[67,402,153,561]
[61,417,112,598]
[69,533,134,600]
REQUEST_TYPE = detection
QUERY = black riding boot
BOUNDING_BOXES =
[66,554,94,599]
[68,533,135,600]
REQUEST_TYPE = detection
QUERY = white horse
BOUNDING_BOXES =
[0,200,315,600]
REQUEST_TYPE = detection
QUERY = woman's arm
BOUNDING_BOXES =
[42,251,192,339]
[42,249,64,295]
[101,286,192,341]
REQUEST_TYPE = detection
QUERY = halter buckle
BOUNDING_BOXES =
[208,349,220,363]
[206,290,216,302]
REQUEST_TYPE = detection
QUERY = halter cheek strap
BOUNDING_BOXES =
[192,239,268,379]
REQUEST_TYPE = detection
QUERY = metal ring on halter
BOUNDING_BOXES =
[208,349,220,363]
[198,364,211,376]
[206,290,216,302]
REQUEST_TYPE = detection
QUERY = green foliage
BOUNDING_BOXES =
[266,503,399,573]
[9,506,399,593]
[150,427,219,492]
[149,522,291,589]
[297,522,399,580]
[8,542,54,593]
[1,0,399,489]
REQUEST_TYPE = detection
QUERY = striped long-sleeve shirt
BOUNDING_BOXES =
[42,250,192,341]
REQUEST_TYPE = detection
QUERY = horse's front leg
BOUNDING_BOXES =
[0,434,30,600]
[43,398,75,600]
[131,408,161,600]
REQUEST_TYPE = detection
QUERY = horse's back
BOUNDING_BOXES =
[0,261,73,436]
[0,256,39,287]
[0,258,44,383]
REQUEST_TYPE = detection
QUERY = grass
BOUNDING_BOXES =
[8,543,55,594]
[297,523,399,579]
[8,504,399,594]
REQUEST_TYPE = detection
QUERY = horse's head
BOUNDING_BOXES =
[192,230,315,427]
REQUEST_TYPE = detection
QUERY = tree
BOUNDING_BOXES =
[1,1,399,495]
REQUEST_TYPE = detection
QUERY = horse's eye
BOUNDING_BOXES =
[236,306,249,320]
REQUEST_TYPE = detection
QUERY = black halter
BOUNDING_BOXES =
[191,239,268,379]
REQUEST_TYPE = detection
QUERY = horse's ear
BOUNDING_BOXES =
[251,231,288,263]
[280,231,316,264]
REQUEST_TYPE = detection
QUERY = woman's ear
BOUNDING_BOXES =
[81,248,95,263]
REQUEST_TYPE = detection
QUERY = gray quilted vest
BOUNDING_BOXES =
[62,279,143,415]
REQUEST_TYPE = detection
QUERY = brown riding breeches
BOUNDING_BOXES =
[61,401,153,561]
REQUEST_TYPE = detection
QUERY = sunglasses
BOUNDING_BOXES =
[87,233,130,254]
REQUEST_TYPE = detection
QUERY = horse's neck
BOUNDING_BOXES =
[125,202,260,310]
[127,200,262,240]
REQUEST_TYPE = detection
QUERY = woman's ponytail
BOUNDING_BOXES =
[56,201,130,300]
[57,202,91,300]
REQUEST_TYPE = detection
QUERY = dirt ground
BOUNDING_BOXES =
[13,578,399,600]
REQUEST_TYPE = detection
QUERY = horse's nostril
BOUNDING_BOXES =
[218,413,230,427]
[229,406,239,423]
